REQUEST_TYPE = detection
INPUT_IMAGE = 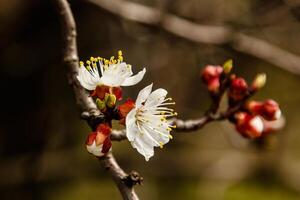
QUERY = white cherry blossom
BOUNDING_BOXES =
[126,84,176,161]
[77,51,146,90]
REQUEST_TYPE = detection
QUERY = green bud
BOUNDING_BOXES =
[252,73,267,90]
[105,93,117,108]
[96,98,106,110]
[223,59,233,74]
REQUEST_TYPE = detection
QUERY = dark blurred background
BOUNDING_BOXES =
[1,0,300,199]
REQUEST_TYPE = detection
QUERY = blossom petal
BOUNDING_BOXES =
[135,83,153,107]
[77,67,98,90]
[126,108,139,141]
[121,68,146,86]
[99,74,126,87]
[131,137,154,161]
[145,88,167,108]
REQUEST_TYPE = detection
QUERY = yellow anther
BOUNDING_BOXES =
[118,50,122,56]
[167,127,172,131]
[168,135,173,139]
[159,142,164,148]
[86,60,91,65]
[79,61,84,66]
[173,112,178,116]
[118,56,123,62]
[90,57,94,61]
[160,117,166,121]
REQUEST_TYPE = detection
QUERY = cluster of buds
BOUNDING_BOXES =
[77,51,177,161]
[201,60,282,139]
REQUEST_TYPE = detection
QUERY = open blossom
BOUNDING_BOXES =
[86,123,112,157]
[77,51,146,93]
[125,84,177,161]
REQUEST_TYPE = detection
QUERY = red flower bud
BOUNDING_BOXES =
[86,123,112,156]
[118,99,135,125]
[247,99,281,121]
[201,65,223,92]
[228,77,248,101]
[234,112,264,138]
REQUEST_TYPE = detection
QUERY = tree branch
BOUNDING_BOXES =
[88,0,300,76]
[53,0,140,199]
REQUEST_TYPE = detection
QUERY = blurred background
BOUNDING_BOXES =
[1,0,300,199]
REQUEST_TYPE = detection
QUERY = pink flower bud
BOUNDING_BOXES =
[234,112,264,138]
[86,123,112,157]
[201,65,223,92]
[247,99,281,121]
[228,77,248,101]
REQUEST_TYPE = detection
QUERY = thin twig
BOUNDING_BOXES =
[88,0,300,76]
[53,0,140,199]
[99,153,142,200]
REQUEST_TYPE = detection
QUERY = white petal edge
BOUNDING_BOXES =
[77,67,98,90]
[121,68,146,86]
[145,88,168,108]
[131,138,154,161]
[126,108,139,141]
[135,83,153,107]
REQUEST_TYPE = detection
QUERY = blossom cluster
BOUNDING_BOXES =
[77,51,176,161]
[201,60,282,139]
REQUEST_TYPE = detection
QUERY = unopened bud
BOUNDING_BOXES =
[247,99,281,121]
[223,59,233,74]
[228,77,248,101]
[201,65,223,93]
[105,93,117,108]
[96,98,106,110]
[252,73,266,90]
[86,132,105,157]
[86,123,112,157]
[201,65,223,82]
[207,78,220,93]
[234,112,263,138]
